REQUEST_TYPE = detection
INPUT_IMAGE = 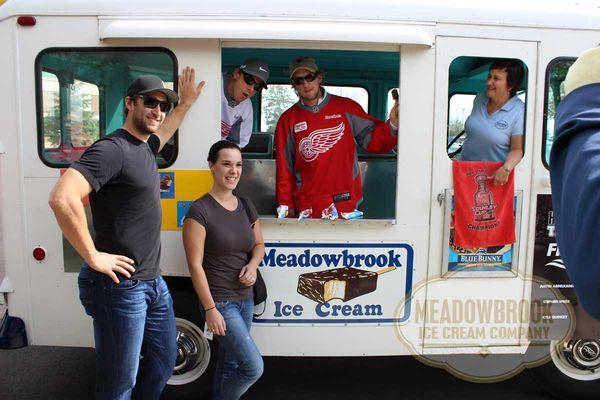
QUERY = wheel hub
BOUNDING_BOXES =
[173,328,200,375]
[167,317,211,386]
[562,340,600,371]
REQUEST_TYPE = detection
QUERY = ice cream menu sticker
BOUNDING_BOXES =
[177,201,193,227]
[253,243,414,324]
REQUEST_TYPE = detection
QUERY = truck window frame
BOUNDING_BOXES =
[542,57,577,169]
[35,46,179,168]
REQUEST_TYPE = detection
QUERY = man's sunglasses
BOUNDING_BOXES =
[291,72,318,85]
[135,95,172,113]
[242,72,264,92]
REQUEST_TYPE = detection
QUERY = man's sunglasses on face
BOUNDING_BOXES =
[291,72,318,86]
[135,95,172,113]
[242,72,264,92]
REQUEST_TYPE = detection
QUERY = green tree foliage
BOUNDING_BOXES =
[43,83,99,149]
[448,116,464,141]
[547,60,574,120]
[544,60,574,163]
[79,94,100,145]
[261,85,296,132]
[43,95,62,148]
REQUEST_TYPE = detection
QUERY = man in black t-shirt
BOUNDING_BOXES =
[49,69,205,400]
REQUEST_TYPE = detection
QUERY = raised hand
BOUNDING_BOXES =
[178,66,206,107]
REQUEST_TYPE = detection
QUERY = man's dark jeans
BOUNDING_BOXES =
[78,265,177,400]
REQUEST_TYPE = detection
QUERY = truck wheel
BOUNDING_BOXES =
[162,280,216,399]
[527,340,600,400]
[169,317,212,386]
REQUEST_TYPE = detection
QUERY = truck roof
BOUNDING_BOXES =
[1,0,599,31]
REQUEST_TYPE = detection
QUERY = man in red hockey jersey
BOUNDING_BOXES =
[275,56,399,218]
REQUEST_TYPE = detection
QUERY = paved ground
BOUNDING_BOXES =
[0,346,554,400]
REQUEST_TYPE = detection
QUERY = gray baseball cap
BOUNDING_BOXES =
[239,58,270,89]
[126,75,179,104]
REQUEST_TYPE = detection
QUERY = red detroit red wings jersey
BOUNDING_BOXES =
[275,93,397,216]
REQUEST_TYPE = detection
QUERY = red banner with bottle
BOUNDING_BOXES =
[452,160,515,248]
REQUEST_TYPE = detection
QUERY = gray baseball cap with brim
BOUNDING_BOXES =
[126,75,179,104]
[239,58,270,89]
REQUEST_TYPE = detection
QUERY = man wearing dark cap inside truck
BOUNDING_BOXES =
[275,56,399,219]
[49,68,205,399]
[222,58,270,148]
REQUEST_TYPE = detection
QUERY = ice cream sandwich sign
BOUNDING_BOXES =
[253,243,414,324]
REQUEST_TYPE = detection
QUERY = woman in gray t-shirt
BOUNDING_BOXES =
[182,140,265,399]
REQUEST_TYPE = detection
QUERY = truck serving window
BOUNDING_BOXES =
[446,56,528,160]
[542,57,576,168]
[36,48,178,168]
[260,85,368,133]
[223,48,398,220]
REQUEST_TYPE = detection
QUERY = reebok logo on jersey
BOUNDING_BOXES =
[325,114,342,120]
[299,122,345,162]
[294,122,308,133]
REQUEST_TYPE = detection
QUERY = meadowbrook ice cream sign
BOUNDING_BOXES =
[253,243,413,324]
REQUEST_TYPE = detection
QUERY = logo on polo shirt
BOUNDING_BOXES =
[495,120,509,130]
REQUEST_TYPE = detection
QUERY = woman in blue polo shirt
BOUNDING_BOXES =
[461,59,525,185]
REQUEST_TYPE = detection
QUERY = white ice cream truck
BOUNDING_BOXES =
[0,0,598,398]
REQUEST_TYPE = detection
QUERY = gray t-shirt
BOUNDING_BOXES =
[185,194,258,301]
[71,129,162,280]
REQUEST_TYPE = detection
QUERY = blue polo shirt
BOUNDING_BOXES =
[461,93,525,162]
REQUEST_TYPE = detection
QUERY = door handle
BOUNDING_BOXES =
[437,192,445,206]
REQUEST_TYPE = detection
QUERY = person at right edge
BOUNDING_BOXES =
[275,56,398,218]
[550,44,600,329]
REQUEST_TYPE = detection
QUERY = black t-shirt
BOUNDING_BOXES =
[184,194,258,301]
[71,129,162,280]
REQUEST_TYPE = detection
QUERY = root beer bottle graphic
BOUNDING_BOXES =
[473,174,496,221]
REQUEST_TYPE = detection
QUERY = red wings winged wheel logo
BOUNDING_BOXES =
[299,122,345,162]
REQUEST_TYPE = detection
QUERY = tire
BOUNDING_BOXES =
[162,279,216,400]
[527,340,600,400]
